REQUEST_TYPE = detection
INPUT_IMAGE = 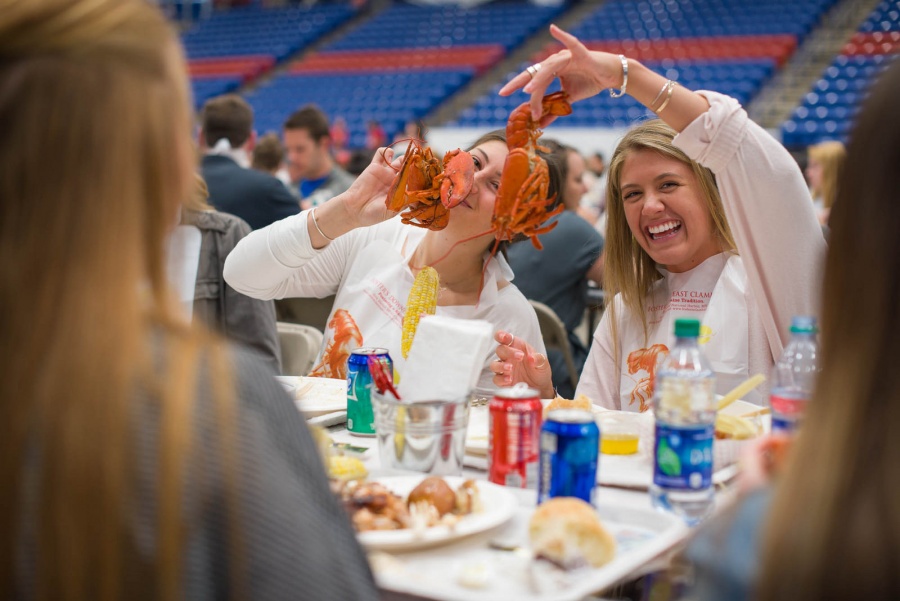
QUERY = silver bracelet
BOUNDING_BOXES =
[650,79,672,108]
[656,80,678,114]
[609,55,628,98]
[310,207,335,242]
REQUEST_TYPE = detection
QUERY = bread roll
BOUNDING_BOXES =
[543,394,592,419]
[528,497,616,569]
[407,476,456,516]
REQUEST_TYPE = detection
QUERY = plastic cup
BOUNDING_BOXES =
[597,413,641,455]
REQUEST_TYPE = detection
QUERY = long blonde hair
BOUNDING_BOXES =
[807,140,846,210]
[0,1,237,599]
[603,120,735,346]
[757,61,900,600]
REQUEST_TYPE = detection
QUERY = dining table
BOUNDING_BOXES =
[283,374,752,601]
[322,418,741,601]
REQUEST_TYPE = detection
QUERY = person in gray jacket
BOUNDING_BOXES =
[183,175,282,374]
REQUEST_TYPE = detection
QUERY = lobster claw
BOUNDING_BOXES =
[439,149,475,208]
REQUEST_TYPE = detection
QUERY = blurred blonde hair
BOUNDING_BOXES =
[185,172,215,213]
[603,120,736,348]
[0,0,237,599]
[807,140,846,210]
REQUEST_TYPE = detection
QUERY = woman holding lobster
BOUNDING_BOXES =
[224,130,555,389]
[493,25,826,409]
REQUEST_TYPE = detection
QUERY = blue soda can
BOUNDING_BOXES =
[347,348,392,436]
[538,409,600,504]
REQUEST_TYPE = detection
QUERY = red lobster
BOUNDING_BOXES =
[384,140,475,230]
[489,91,572,251]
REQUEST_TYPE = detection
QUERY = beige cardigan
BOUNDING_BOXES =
[578,91,827,409]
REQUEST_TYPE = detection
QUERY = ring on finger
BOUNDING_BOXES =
[526,63,542,79]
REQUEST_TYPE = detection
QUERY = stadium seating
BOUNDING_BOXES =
[246,0,565,144]
[454,0,837,129]
[781,0,899,148]
[181,3,357,106]
[175,0,897,151]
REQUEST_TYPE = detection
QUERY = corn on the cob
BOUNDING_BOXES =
[715,413,759,440]
[328,455,368,481]
[402,266,439,358]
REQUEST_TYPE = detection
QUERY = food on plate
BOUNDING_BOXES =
[328,455,368,481]
[336,480,412,532]
[335,476,483,532]
[528,497,616,569]
[715,413,760,440]
[543,394,592,419]
[408,476,456,516]
[454,479,482,515]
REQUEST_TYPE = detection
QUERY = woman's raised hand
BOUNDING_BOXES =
[499,24,627,126]
[491,330,555,399]
[340,146,403,228]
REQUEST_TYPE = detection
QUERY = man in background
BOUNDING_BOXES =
[283,104,355,209]
[199,94,299,230]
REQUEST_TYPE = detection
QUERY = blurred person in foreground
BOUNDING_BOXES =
[283,104,355,209]
[0,0,378,598]
[199,94,299,230]
[182,174,282,373]
[491,25,825,408]
[507,139,604,398]
[685,58,900,601]
[805,139,846,227]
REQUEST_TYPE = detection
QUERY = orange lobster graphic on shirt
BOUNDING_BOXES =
[626,344,669,412]
[308,309,363,380]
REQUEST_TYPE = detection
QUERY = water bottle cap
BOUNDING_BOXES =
[674,318,701,337]
[790,316,818,334]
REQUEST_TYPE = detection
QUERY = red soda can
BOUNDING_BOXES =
[488,384,543,489]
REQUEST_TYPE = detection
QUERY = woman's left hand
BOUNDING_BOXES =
[499,24,627,126]
[490,330,555,398]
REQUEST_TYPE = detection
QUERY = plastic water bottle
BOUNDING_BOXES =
[649,318,717,525]
[769,316,819,434]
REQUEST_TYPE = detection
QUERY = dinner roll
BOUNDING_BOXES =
[407,476,456,516]
[528,497,616,569]
[543,394,592,419]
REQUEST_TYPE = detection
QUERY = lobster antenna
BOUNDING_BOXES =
[407,227,505,312]
[407,227,494,271]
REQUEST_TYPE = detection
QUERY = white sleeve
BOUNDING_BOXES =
[674,92,827,361]
[223,210,355,301]
[575,307,621,410]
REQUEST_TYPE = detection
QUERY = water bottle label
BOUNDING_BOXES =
[770,394,806,416]
[772,415,800,434]
[653,423,713,490]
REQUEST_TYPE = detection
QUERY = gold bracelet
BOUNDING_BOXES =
[609,55,628,98]
[655,80,678,114]
[310,207,335,242]
[650,79,672,109]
